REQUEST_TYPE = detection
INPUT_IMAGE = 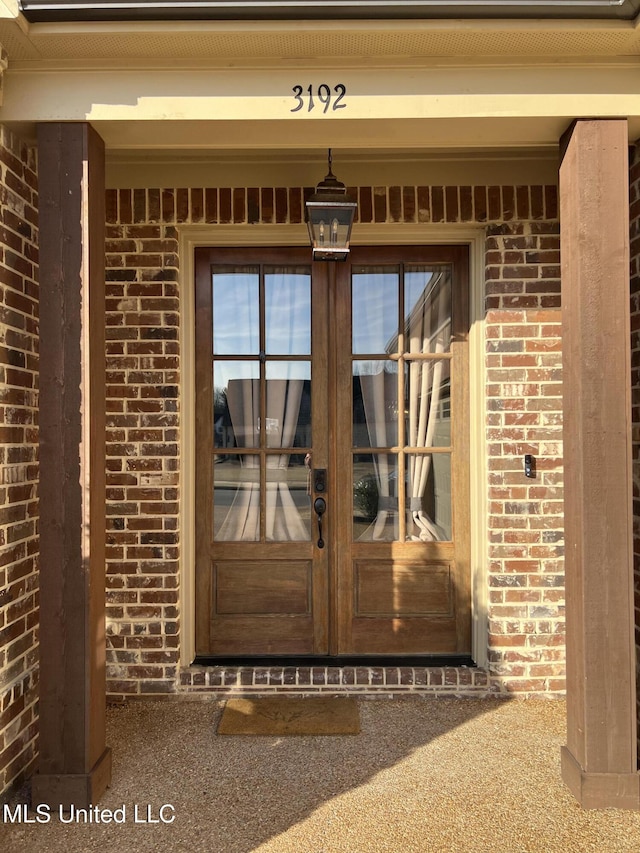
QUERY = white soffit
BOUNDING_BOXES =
[1,19,640,63]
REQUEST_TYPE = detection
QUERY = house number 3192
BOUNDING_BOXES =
[290,84,347,113]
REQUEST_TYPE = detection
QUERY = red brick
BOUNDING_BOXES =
[402,186,416,222]
[388,185,402,222]
[445,186,458,221]
[359,186,373,223]
[190,188,203,223]
[431,186,444,222]
[176,188,189,223]
[133,188,146,223]
[204,188,217,223]
[145,188,160,221]
[373,186,386,222]
[0,131,39,796]
[161,189,175,223]
[234,187,247,223]
[416,186,430,223]
[287,187,302,225]
[119,189,133,223]
[260,187,273,223]
[219,187,232,223]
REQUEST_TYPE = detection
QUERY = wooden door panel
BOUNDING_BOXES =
[333,245,471,657]
[350,619,458,655]
[195,247,329,657]
[354,560,454,617]
[214,561,312,615]
[210,615,316,656]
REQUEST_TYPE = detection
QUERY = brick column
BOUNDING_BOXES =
[31,123,110,808]
[560,119,639,808]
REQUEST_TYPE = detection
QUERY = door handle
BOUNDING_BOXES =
[313,496,326,549]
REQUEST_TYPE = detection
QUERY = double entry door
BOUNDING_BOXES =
[195,245,470,658]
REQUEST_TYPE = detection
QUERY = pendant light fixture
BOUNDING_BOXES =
[305,149,357,261]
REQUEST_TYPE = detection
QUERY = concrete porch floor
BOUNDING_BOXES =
[5,696,640,852]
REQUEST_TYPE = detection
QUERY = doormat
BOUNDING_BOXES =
[217,696,360,736]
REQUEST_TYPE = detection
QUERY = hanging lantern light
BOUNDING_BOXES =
[305,149,357,261]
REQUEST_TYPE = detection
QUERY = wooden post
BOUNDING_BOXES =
[560,119,639,808]
[31,123,110,808]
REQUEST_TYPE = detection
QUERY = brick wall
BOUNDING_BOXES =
[104,220,180,695]
[0,127,39,797]
[485,222,565,693]
[103,182,564,698]
[630,142,640,763]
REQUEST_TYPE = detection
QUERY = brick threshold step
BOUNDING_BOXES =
[179,664,493,696]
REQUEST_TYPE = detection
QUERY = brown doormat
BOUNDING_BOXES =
[217,696,360,736]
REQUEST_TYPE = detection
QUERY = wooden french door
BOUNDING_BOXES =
[334,246,470,654]
[195,247,329,655]
[195,245,470,658]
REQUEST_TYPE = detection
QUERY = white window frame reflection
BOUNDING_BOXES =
[352,265,453,542]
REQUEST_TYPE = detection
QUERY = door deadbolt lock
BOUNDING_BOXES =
[314,468,327,493]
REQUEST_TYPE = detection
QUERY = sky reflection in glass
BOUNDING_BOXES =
[212,267,311,357]
[266,269,311,355]
[213,269,259,355]
[352,269,399,355]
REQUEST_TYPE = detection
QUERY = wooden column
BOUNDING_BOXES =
[560,119,639,808]
[31,123,110,808]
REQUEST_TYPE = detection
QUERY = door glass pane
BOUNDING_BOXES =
[213,267,259,355]
[213,456,312,543]
[352,266,399,354]
[213,361,259,448]
[352,453,399,541]
[405,360,451,449]
[265,267,311,355]
[214,455,260,541]
[353,360,398,448]
[265,361,311,449]
[265,453,311,541]
[406,453,451,541]
[405,266,452,355]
